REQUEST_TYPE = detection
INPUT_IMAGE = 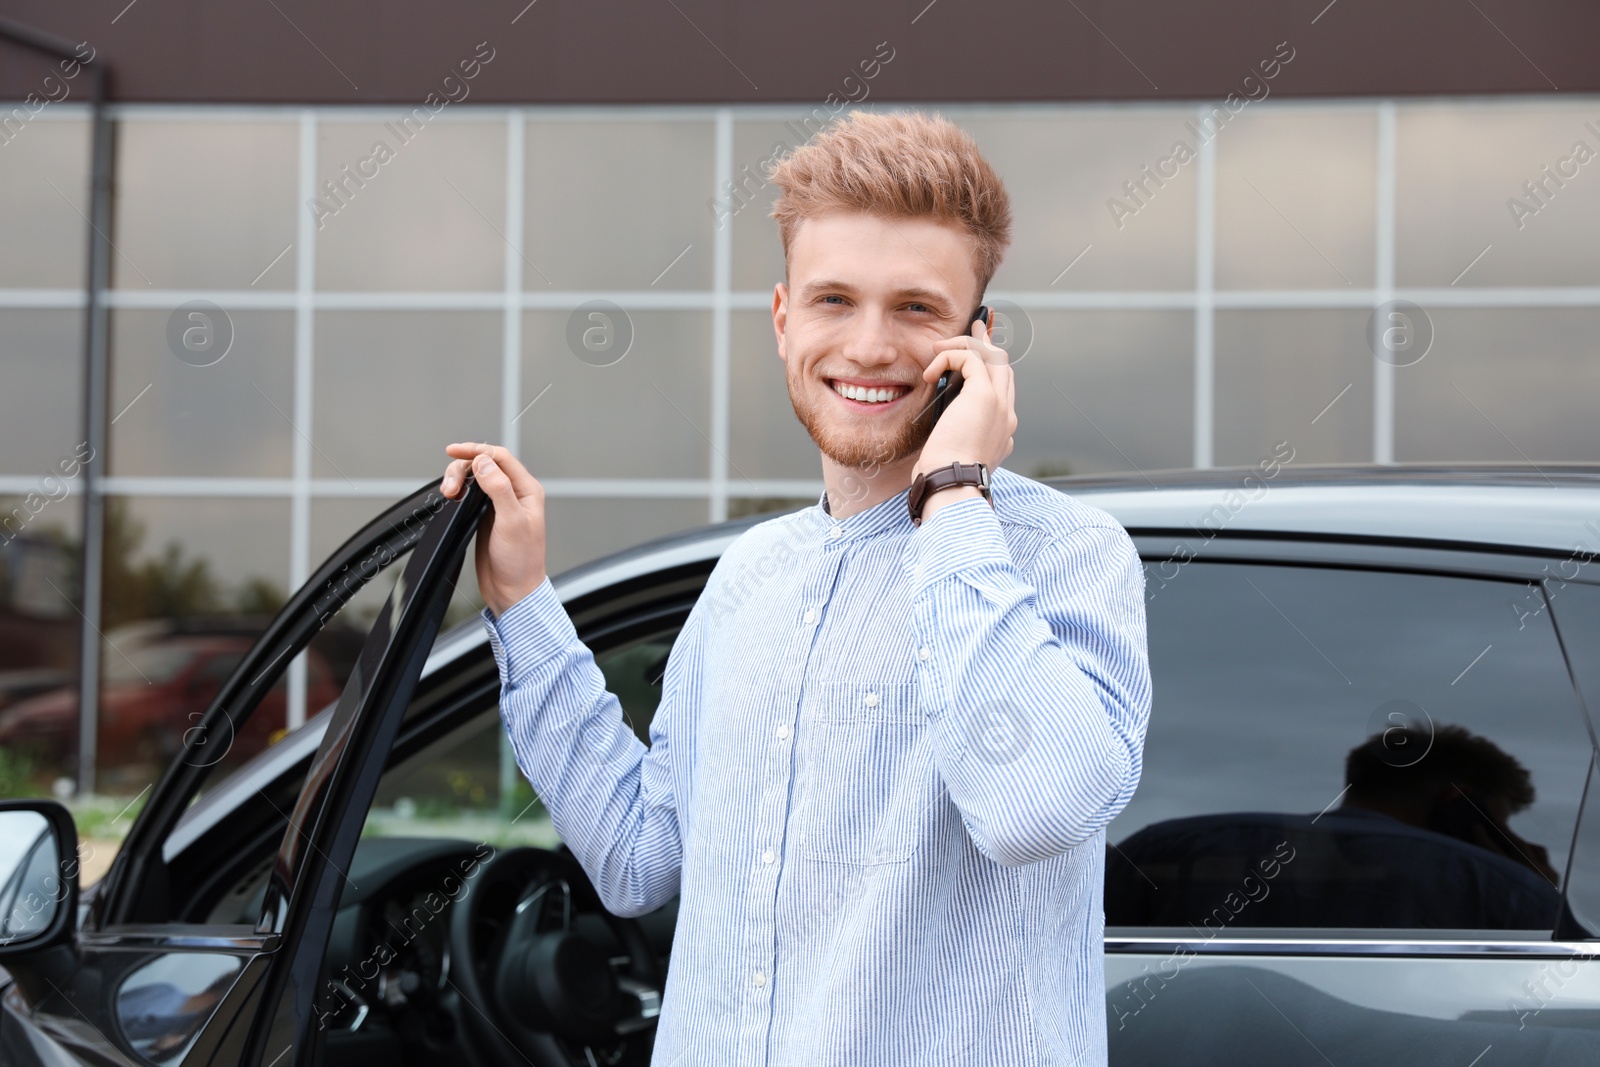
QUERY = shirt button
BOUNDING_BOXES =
[762,849,775,864]
[912,564,923,582]
[918,647,931,662]
[803,608,816,625]
[753,972,767,988]
[776,723,790,740]
[863,692,879,708]
[829,525,843,540]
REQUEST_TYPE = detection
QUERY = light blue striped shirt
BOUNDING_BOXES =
[482,467,1152,1065]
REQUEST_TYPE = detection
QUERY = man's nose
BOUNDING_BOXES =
[839,308,899,367]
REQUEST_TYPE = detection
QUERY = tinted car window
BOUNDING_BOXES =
[1107,561,1590,935]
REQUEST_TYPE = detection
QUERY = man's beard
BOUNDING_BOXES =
[786,363,934,470]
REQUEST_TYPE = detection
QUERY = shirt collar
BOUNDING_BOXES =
[817,483,915,542]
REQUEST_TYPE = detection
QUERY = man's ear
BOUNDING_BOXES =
[772,282,789,365]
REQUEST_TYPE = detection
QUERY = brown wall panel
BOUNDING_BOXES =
[0,0,1595,105]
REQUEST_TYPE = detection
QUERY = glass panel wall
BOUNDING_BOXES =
[1009,310,1193,478]
[519,309,714,479]
[0,115,90,288]
[113,119,300,291]
[1214,309,1373,466]
[1395,308,1600,462]
[312,310,501,479]
[1,97,1598,810]
[1214,109,1377,291]
[316,118,507,292]
[1396,100,1600,288]
[108,309,296,477]
[0,112,89,755]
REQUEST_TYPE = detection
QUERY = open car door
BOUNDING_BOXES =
[0,477,486,1067]
[236,476,487,1065]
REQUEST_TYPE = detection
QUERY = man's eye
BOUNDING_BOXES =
[906,303,931,313]
[821,295,845,305]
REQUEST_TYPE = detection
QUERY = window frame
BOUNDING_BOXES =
[1111,531,1599,960]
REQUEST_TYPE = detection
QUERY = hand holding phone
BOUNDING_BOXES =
[931,305,989,423]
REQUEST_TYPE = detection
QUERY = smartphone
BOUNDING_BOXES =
[931,305,990,423]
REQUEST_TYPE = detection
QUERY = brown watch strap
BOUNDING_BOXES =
[908,462,991,526]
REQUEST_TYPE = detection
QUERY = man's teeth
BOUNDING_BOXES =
[832,381,904,404]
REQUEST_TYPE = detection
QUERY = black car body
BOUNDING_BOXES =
[3,465,1600,1066]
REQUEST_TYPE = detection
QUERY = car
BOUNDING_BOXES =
[0,621,349,784]
[0,669,72,718]
[2,464,1600,1067]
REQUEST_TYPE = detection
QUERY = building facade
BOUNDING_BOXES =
[1,2,1597,791]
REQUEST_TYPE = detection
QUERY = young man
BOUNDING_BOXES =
[440,110,1151,1066]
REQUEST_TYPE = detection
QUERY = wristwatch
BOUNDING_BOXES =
[908,462,991,526]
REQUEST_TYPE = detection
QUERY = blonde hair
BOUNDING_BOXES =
[766,109,1012,297]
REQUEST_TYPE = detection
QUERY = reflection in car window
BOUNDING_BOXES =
[151,545,425,926]
[103,642,204,685]
[1106,562,1590,934]
[0,811,57,942]
[182,613,380,801]
[116,954,243,1064]
[195,651,245,682]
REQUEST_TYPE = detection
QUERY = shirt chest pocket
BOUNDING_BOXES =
[796,681,931,866]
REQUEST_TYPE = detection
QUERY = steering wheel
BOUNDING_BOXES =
[447,846,663,1067]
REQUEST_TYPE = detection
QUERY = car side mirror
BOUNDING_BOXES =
[0,799,79,959]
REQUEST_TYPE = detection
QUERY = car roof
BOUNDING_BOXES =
[1046,463,1600,556]
[545,465,1600,605]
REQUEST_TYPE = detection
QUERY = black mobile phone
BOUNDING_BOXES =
[932,305,989,423]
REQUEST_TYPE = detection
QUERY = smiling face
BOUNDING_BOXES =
[773,211,983,469]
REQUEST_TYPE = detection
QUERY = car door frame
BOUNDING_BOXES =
[217,477,488,1067]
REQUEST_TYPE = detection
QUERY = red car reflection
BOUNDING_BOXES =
[0,634,343,776]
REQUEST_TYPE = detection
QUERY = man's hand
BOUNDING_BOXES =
[917,315,1017,473]
[913,316,1017,523]
[441,442,547,618]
